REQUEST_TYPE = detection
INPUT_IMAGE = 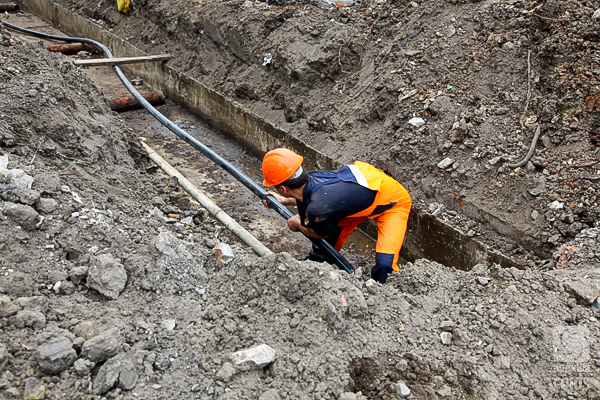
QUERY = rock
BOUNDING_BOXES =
[74,358,96,376]
[477,277,490,285]
[441,332,452,345]
[118,369,138,391]
[153,353,172,371]
[339,393,358,400]
[93,357,123,395]
[2,202,39,230]
[365,279,379,294]
[0,295,20,318]
[23,377,45,400]
[437,385,452,397]
[531,210,539,220]
[0,155,34,189]
[216,362,236,382]
[448,120,469,143]
[549,200,564,210]
[161,320,176,332]
[1,272,35,297]
[14,296,47,313]
[428,95,451,116]
[593,8,600,19]
[35,198,58,214]
[59,281,76,295]
[408,117,425,127]
[527,180,546,197]
[16,310,46,330]
[69,266,89,285]
[86,254,127,300]
[564,280,600,305]
[395,381,411,397]
[438,157,455,169]
[36,337,77,375]
[213,243,234,266]
[73,320,100,339]
[48,270,68,284]
[81,327,121,362]
[231,343,276,371]
[489,156,502,166]
[13,188,40,206]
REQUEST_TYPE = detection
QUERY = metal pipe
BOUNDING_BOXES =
[0,21,355,274]
[140,140,273,257]
[45,42,89,54]
[108,91,165,112]
[508,125,541,169]
[0,3,20,12]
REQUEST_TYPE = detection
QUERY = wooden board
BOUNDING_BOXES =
[73,54,172,67]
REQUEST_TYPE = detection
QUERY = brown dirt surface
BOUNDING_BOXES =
[1,1,600,400]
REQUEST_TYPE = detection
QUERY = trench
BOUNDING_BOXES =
[10,0,523,271]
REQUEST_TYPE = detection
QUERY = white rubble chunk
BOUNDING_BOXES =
[214,243,234,266]
[408,117,425,127]
[231,344,276,370]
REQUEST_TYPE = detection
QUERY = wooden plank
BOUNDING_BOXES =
[73,54,172,67]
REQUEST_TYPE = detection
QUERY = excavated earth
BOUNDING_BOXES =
[1,0,600,399]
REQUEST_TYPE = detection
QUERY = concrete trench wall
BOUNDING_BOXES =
[21,0,521,270]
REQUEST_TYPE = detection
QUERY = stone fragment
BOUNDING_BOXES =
[86,254,127,300]
[69,266,89,285]
[2,202,39,230]
[118,369,138,391]
[23,377,45,400]
[214,243,234,266]
[0,295,20,317]
[161,320,176,332]
[365,279,379,294]
[0,155,34,189]
[73,320,99,339]
[14,296,47,313]
[339,394,358,400]
[16,310,46,330]
[36,337,77,374]
[81,328,121,362]
[549,200,564,210]
[231,344,276,370]
[36,198,58,214]
[0,346,7,371]
[408,117,425,127]
[440,332,452,345]
[477,277,490,285]
[448,120,468,142]
[427,95,451,116]
[438,157,455,169]
[13,188,40,206]
[93,357,122,395]
[593,8,600,19]
[395,381,411,397]
[216,362,236,382]
[58,281,76,295]
[153,353,172,371]
[437,385,452,397]
[531,210,539,220]
[74,358,96,376]
[47,270,68,284]
[564,280,600,305]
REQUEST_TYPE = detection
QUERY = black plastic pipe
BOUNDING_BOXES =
[1,21,355,274]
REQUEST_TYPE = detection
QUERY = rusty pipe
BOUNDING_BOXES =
[0,3,19,12]
[45,42,90,54]
[108,91,165,112]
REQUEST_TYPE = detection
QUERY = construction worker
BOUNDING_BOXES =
[261,148,411,284]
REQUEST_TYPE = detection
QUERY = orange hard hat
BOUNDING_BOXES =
[262,148,304,186]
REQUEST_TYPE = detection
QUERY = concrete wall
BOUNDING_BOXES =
[20,0,522,270]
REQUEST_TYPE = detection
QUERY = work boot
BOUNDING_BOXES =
[304,250,327,263]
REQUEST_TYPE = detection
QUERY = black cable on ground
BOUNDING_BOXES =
[508,125,541,169]
[1,20,355,274]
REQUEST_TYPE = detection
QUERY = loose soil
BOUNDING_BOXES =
[0,1,600,400]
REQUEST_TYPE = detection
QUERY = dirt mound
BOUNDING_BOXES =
[1,9,600,400]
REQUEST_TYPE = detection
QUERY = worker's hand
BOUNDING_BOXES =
[287,214,302,232]
[262,191,286,208]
